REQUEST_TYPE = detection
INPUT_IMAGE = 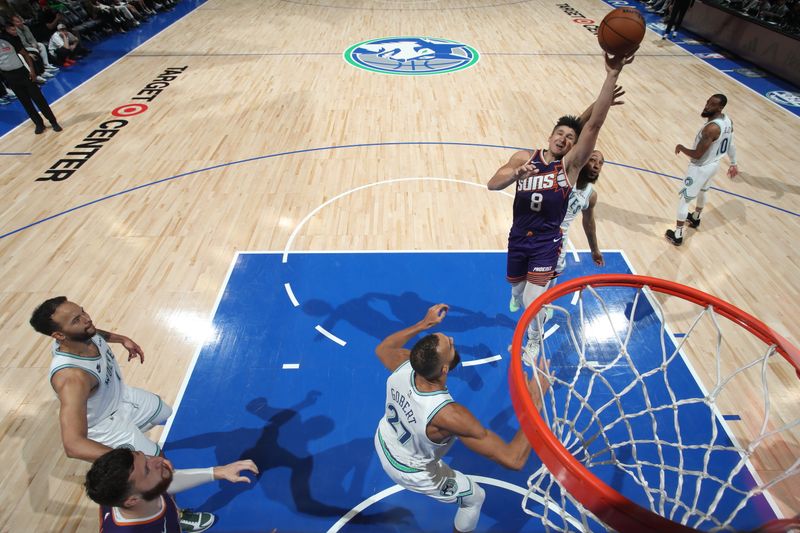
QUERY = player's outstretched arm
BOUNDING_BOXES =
[375,304,448,372]
[564,53,634,185]
[581,192,604,266]
[168,459,260,494]
[675,122,720,160]
[487,150,537,191]
[431,402,532,471]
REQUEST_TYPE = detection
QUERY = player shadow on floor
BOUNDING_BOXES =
[597,202,672,237]
[165,390,416,529]
[731,171,800,200]
[303,290,516,343]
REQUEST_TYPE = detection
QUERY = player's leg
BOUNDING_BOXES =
[522,235,560,363]
[453,477,486,533]
[87,406,163,456]
[506,241,528,313]
[122,384,173,432]
[667,165,701,245]
[375,434,486,532]
[687,169,717,228]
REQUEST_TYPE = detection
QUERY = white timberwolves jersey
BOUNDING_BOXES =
[376,361,455,471]
[49,334,123,427]
[561,183,594,232]
[691,114,733,166]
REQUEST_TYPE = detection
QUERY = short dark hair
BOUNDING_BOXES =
[552,115,582,138]
[712,93,728,108]
[410,334,442,380]
[30,296,67,335]
[85,448,135,507]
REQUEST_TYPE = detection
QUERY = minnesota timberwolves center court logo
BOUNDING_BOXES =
[344,37,479,75]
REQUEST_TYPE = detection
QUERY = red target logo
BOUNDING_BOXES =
[111,103,149,117]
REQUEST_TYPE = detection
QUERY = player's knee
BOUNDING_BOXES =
[461,483,485,509]
[454,483,485,532]
[149,399,173,427]
[157,401,173,424]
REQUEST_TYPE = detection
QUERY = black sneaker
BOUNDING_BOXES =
[34,124,45,134]
[51,122,63,132]
[665,229,683,246]
[179,509,216,533]
[686,213,701,228]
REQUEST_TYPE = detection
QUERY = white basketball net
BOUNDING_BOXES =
[519,283,800,532]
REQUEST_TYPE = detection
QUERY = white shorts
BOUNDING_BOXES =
[88,385,172,456]
[679,162,720,201]
[374,430,475,504]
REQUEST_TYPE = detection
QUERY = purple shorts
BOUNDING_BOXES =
[506,231,563,286]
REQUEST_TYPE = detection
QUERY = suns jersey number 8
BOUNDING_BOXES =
[530,192,543,212]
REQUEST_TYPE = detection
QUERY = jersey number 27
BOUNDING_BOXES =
[387,404,411,444]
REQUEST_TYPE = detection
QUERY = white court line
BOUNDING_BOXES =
[315,325,347,346]
[326,475,583,533]
[568,238,579,263]
[158,250,240,446]
[282,177,515,263]
[543,324,559,339]
[284,282,300,307]
[282,363,300,369]
[617,249,784,519]
[571,291,580,306]
[462,354,502,367]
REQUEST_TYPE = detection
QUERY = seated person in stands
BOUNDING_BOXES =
[48,23,88,67]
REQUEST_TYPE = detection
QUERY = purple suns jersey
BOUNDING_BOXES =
[510,149,572,237]
[99,495,181,532]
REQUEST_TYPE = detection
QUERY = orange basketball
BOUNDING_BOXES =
[597,7,646,56]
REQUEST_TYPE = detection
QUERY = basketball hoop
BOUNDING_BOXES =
[509,274,800,532]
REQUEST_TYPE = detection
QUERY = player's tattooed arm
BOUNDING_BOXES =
[96,329,145,363]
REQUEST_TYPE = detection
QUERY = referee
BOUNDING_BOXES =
[1,19,61,134]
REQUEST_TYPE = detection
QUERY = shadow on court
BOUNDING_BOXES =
[166,391,417,530]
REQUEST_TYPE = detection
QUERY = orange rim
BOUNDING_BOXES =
[508,274,799,533]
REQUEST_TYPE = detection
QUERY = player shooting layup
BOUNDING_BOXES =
[487,52,634,364]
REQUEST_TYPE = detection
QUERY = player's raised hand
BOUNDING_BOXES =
[592,250,605,266]
[674,144,685,155]
[612,85,626,106]
[422,304,448,329]
[605,48,636,74]
[121,336,145,364]
[513,164,538,181]
[727,164,739,178]
[214,459,259,483]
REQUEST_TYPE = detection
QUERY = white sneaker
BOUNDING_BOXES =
[35,76,47,84]
[509,295,523,313]
[523,330,541,367]
[45,65,59,72]
[41,71,55,79]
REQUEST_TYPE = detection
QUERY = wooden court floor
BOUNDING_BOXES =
[0,0,797,531]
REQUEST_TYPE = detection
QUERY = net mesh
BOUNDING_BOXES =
[515,279,800,533]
